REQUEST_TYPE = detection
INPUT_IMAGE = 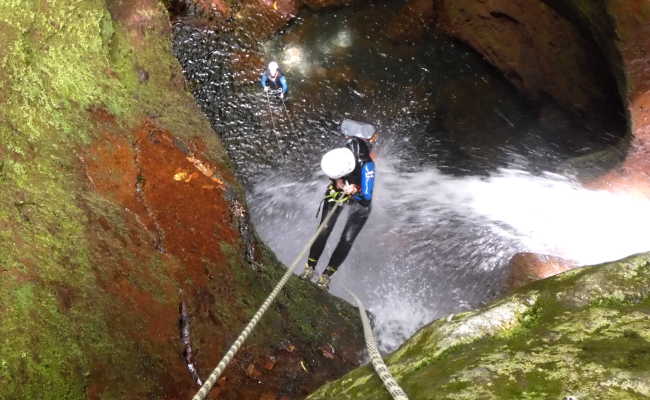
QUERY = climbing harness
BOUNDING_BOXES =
[315,184,350,219]
[346,289,410,400]
[326,187,350,205]
[192,202,342,400]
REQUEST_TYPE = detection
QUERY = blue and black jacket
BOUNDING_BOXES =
[260,70,288,94]
[350,160,375,207]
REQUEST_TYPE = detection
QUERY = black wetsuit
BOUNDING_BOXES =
[307,139,375,277]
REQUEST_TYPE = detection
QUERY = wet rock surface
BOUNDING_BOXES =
[307,252,650,399]
[506,252,577,290]
[431,0,650,198]
[582,1,650,197]
[432,0,621,119]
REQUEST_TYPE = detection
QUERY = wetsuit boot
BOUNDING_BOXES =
[300,258,317,280]
[316,274,331,290]
[316,266,336,290]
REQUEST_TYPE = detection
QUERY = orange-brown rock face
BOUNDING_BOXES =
[80,112,364,399]
[197,0,232,18]
[432,0,650,198]
[170,0,232,19]
[506,252,577,290]
[432,0,611,114]
[234,0,299,40]
[80,111,365,400]
[587,2,650,197]
[175,0,298,39]
[301,0,351,10]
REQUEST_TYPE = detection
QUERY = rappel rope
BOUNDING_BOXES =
[192,202,342,400]
[265,90,277,131]
[346,289,410,400]
[280,96,296,131]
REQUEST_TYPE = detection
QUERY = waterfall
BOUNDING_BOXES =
[250,146,650,350]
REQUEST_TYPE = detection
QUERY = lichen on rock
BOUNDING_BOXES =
[307,252,650,399]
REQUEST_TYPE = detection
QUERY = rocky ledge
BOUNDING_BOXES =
[308,252,650,399]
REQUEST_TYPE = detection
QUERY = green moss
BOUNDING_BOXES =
[1,1,127,144]
[0,282,86,399]
[221,238,363,348]
[308,253,650,400]
[0,0,202,398]
[491,370,564,399]
[0,1,355,398]
[579,332,650,371]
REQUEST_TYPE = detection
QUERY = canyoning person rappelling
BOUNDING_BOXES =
[301,119,378,290]
[260,60,292,132]
[260,61,288,99]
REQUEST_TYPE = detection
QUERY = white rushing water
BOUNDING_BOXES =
[249,149,650,351]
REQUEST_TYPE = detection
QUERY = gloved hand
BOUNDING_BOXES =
[342,182,358,195]
[263,86,269,93]
[279,91,284,99]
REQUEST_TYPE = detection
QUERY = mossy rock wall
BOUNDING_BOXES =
[0,1,364,399]
[308,252,650,399]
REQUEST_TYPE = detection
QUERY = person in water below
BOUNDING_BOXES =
[301,120,378,290]
[260,61,288,99]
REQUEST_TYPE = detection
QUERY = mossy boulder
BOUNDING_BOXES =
[307,252,650,399]
[0,1,364,399]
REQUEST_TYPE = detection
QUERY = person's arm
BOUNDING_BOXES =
[260,73,268,88]
[279,76,288,93]
[353,162,375,206]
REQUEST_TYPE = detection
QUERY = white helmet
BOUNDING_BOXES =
[321,148,356,179]
[268,61,279,74]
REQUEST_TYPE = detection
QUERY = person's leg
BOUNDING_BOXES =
[321,202,371,280]
[302,200,342,279]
